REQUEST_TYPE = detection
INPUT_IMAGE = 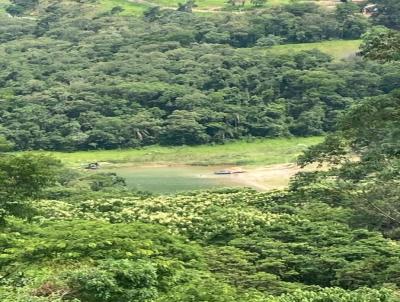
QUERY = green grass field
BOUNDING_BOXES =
[269,40,361,59]
[29,137,323,167]
[239,40,361,60]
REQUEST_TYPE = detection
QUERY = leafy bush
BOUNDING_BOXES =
[66,260,159,302]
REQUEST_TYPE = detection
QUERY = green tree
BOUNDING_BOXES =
[6,0,38,16]
[67,260,159,302]
[84,172,126,192]
[0,136,14,152]
[335,2,369,39]
[298,90,400,238]
[250,0,266,7]
[161,111,209,145]
[157,272,239,302]
[143,6,161,21]
[359,27,400,61]
[177,0,197,13]
[0,154,60,224]
[370,0,400,29]
[110,6,124,15]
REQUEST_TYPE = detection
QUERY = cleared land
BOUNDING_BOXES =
[32,137,322,167]
[268,40,361,60]
[240,40,362,61]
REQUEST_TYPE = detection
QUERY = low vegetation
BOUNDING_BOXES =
[34,137,322,166]
[254,39,361,60]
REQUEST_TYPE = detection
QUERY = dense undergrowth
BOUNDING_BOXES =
[1,186,400,301]
[1,167,400,301]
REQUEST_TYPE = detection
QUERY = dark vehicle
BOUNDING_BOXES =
[85,162,100,170]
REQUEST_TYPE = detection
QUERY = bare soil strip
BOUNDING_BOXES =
[215,164,308,191]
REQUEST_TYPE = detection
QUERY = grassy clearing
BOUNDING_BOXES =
[29,137,323,167]
[240,40,361,60]
[269,40,362,59]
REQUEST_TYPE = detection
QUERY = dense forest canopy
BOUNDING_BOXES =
[2,0,399,150]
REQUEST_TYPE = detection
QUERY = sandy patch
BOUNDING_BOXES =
[216,164,303,190]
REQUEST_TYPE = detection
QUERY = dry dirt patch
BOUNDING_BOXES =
[226,163,318,191]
